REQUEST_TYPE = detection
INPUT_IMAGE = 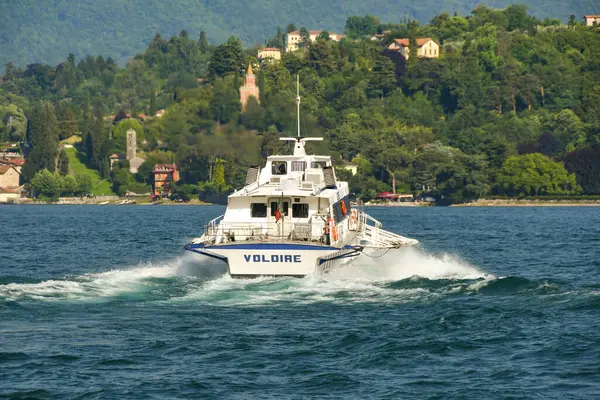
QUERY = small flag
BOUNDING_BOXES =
[275,199,282,222]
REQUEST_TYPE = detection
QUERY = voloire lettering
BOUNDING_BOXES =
[243,254,301,263]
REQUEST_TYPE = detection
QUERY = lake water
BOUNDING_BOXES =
[1,205,599,399]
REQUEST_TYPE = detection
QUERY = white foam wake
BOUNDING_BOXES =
[326,246,492,281]
[0,248,494,305]
[0,259,181,301]
[180,247,495,306]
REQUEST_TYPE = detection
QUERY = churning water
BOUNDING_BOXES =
[1,205,599,399]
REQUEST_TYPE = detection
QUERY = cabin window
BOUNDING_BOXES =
[251,203,267,218]
[270,201,289,217]
[292,203,309,218]
[291,161,306,172]
[272,161,287,175]
[332,196,350,223]
[311,161,327,169]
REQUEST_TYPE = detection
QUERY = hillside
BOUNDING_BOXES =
[64,148,114,196]
[3,4,600,203]
[0,0,597,68]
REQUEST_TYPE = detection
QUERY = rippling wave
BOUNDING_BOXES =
[1,247,590,307]
[2,206,600,398]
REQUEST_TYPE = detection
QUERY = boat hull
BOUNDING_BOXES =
[185,242,361,277]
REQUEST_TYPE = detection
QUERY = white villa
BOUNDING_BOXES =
[584,15,600,26]
[285,30,345,52]
[387,38,440,60]
[258,48,282,63]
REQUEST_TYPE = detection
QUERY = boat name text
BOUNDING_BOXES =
[243,255,301,263]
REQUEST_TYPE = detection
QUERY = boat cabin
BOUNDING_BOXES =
[212,139,352,245]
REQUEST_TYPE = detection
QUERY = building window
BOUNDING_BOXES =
[251,203,267,218]
[272,161,287,175]
[292,203,309,218]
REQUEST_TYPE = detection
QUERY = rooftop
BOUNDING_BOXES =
[153,164,177,173]
[392,37,435,47]
[0,157,25,166]
[0,165,19,175]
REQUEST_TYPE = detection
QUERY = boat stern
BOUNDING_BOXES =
[184,242,353,278]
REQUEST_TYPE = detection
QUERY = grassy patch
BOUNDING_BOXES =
[60,135,82,145]
[64,147,115,196]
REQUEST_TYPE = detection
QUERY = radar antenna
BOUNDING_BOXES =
[296,74,301,138]
[280,74,323,156]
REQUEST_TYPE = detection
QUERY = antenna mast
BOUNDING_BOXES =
[296,74,301,138]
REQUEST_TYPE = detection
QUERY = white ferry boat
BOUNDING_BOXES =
[184,78,418,277]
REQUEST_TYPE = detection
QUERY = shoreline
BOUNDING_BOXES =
[4,198,600,207]
[0,198,218,206]
[454,199,600,207]
[365,199,600,207]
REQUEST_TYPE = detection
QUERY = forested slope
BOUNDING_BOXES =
[0,0,597,67]
[2,6,600,202]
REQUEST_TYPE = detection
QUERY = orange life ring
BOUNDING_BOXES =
[328,217,338,241]
[341,200,347,215]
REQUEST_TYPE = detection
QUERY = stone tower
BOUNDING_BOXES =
[240,64,260,110]
[126,129,136,160]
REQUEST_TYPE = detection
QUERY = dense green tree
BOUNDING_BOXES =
[22,102,59,181]
[368,55,397,98]
[213,159,225,185]
[495,153,580,196]
[0,104,27,142]
[149,89,157,116]
[55,101,76,140]
[241,97,265,130]
[62,174,78,195]
[210,78,241,123]
[564,145,600,194]
[199,31,209,53]
[111,167,132,196]
[172,183,199,201]
[30,169,62,200]
[74,174,93,196]
[345,15,380,38]
[58,150,69,175]
[208,37,245,78]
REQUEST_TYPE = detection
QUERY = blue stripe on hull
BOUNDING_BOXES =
[186,243,339,251]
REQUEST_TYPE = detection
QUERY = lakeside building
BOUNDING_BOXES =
[0,156,25,173]
[285,30,344,52]
[258,48,281,63]
[387,38,440,60]
[584,15,600,26]
[109,128,145,174]
[240,64,260,110]
[152,164,179,197]
[0,164,22,203]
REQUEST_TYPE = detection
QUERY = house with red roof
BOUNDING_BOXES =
[584,15,600,26]
[152,164,180,196]
[387,37,440,60]
[0,164,23,203]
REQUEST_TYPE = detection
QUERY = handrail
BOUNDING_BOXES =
[192,208,417,249]
[199,218,331,245]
